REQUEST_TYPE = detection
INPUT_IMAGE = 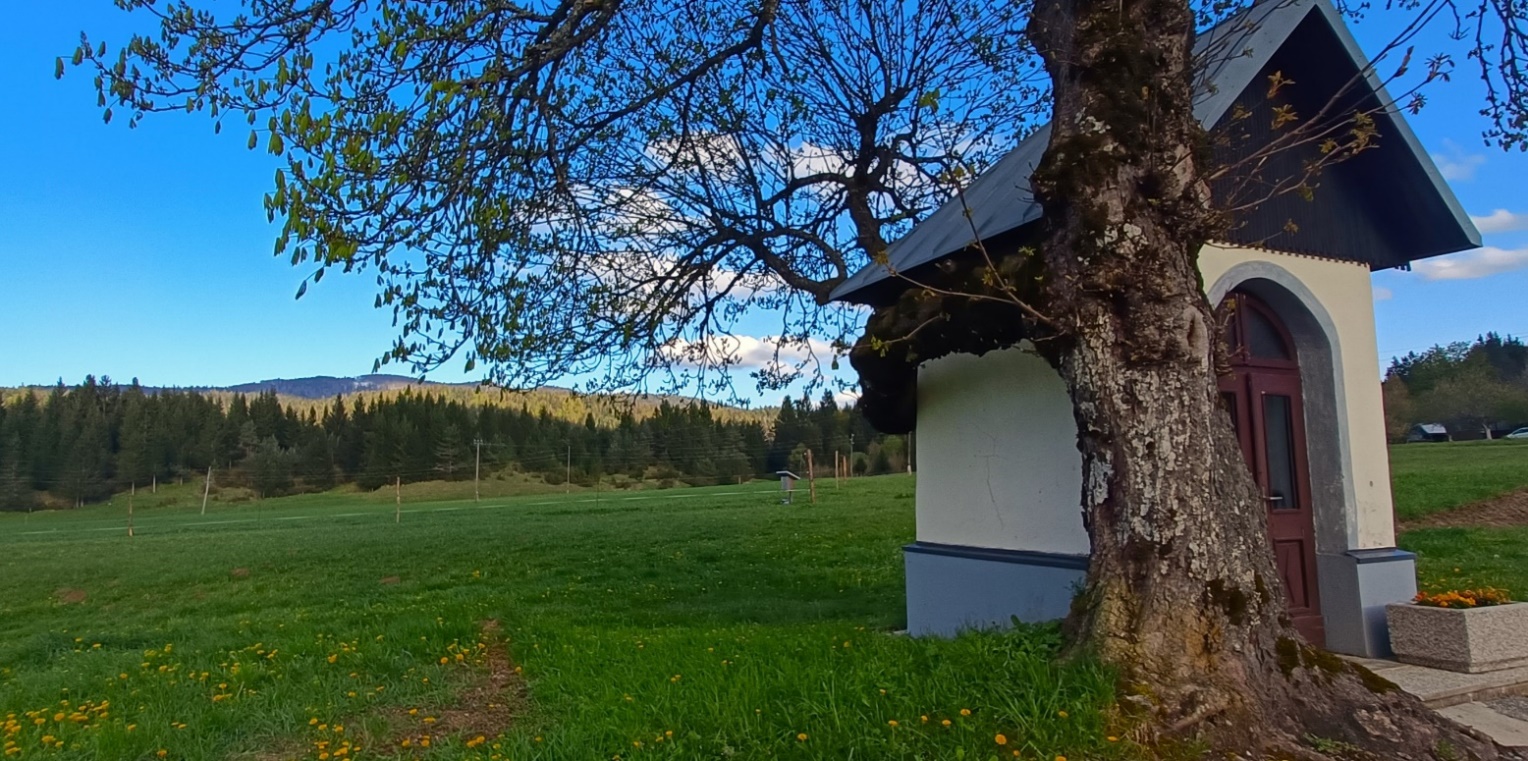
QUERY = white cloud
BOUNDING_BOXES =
[1413,246,1528,280]
[659,334,836,371]
[1431,139,1486,181]
[1470,209,1528,235]
[1372,285,1393,301]
[833,389,861,408]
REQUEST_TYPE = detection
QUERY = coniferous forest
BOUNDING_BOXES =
[0,377,904,511]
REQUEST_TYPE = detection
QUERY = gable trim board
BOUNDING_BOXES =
[831,0,1479,305]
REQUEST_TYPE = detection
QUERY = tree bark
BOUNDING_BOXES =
[1027,0,1514,757]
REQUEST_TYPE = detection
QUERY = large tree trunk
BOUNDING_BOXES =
[1026,0,1512,757]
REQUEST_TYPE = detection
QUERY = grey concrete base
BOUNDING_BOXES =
[1317,548,1417,657]
[904,542,1087,637]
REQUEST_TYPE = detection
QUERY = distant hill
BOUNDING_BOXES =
[216,373,468,399]
[3,374,778,426]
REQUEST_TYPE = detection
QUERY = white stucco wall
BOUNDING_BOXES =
[913,244,1397,555]
[914,347,1088,555]
[1199,243,1397,549]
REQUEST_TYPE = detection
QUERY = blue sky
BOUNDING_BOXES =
[1,3,1524,397]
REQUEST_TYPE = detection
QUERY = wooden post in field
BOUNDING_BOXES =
[565,443,571,495]
[151,475,156,494]
[473,439,483,503]
[395,476,402,524]
[805,450,816,504]
[200,466,212,515]
[127,483,135,538]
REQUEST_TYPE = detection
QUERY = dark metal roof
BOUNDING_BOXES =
[831,0,1481,303]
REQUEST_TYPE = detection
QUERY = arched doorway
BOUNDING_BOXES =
[1218,290,1325,646]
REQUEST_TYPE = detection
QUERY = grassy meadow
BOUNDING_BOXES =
[0,477,1124,761]
[2,440,1525,761]
[1390,439,1528,598]
[1388,438,1528,521]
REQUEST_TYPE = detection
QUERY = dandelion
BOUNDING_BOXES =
[1107,736,1119,742]
[941,719,952,727]
[995,733,1008,745]
[959,708,971,717]
[920,715,929,723]
[887,720,898,727]
[156,751,167,758]
[1057,710,1069,718]
[796,733,808,742]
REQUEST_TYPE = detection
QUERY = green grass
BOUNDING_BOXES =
[6,440,1526,761]
[0,476,1128,761]
[1388,439,1528,521]
[1392,440,1528,603]
[1401,527,1528,598]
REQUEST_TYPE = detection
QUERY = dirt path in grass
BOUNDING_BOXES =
[1401,488,1528,530]
[384,619,528,751]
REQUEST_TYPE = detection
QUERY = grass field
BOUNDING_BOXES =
[3,442,1525,761]
[1389,440,1528,599]
[1388,439,1528,521]
[0,477,1126,761]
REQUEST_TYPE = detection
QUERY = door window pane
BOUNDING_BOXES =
[1245,307,1292,360]
[1262,394,1298,511]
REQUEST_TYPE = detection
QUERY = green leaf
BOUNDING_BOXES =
[54,57,64,80]
[295,280,308,300]
[268,132,285,155]
[248,131,258,150]
[103,108,112,125]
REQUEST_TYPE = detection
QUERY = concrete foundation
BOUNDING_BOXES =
[903,542,1087,637]
[1317,548,1417,657]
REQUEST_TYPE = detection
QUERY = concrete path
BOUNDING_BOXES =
[1345,656,1528,747]
[1437,703,1528,747]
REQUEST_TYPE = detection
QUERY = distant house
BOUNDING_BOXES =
[1407,424,1451,443]
[832,0,1480,658]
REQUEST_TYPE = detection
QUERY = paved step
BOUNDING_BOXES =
[1346,656,1528,708]
[1437,703,1528,748]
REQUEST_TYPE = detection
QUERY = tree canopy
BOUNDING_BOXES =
[67,0,1057,398]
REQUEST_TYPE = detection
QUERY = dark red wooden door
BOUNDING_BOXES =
[1217,293,1325,646]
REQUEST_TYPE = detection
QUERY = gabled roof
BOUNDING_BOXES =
[832,0,1480,303]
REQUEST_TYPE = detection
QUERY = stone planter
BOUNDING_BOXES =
[1386,601,1528,673]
